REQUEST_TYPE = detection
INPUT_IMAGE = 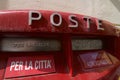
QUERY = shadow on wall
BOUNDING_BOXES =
[0,0,8,10]
[111,0,120,12]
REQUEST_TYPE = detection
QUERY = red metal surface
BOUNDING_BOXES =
[0,10,119,80]
[0,10,117,36]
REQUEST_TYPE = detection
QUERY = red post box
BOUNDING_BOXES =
[0,10,119,80]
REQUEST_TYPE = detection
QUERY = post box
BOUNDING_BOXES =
[0,10,119,80]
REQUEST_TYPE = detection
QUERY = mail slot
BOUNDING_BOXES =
[0,10,120,80]
[1,38,61,52]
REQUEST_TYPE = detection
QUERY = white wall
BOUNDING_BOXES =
[0,0,120,24]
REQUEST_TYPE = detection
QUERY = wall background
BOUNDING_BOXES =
[0,0,120,24]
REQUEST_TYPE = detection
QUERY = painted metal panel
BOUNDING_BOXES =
[4,55,55,78]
